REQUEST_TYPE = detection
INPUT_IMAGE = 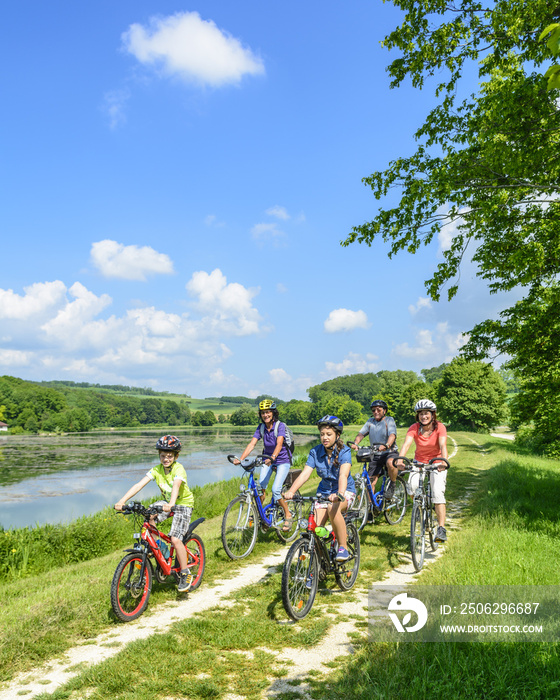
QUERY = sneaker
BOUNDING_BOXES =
[177,571,193,592]
[435,526,447,543]
[385,481,395,500]
[305,572,314,590]
[335,546,350,562]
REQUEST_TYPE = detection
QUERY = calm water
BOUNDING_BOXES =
[0,429,315,530]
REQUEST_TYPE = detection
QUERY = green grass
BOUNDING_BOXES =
[4,432,560,699]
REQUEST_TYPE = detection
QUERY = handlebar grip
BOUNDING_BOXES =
[227,455,238,464]
[428,457,450,469]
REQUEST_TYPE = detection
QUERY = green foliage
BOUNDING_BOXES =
[229,403,259,426]
[392,381,436,426]
[540,23,560,89]
[344,1,560,444]
[435,358,506,431]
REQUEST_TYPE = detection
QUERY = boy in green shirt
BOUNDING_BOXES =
[115,435,194,592]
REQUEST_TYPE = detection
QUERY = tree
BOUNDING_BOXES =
[229,404,258,426]
[435,358,506,431]
[343,1,560,447]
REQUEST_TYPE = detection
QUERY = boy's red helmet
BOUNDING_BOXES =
[156,435,182,452]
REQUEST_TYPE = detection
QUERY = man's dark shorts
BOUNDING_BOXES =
[367,450,399,478]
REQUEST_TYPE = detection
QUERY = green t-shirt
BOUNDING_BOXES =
[147,461,194,507]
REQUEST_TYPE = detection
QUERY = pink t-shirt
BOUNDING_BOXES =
[406,422,447,463]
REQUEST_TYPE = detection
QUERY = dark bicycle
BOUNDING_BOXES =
[394,456,450,571]
[221,455,303,560]
[346,441,408,530]
[111,502,205,621]
[281,494,361,621]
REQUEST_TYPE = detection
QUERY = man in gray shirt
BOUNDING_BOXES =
[351,400,399,497]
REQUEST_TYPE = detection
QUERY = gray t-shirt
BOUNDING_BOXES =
[358,416,397,449]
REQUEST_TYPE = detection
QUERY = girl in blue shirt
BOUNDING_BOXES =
[285,415,355,561]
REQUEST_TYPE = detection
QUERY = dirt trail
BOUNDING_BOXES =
[1,436,480,700]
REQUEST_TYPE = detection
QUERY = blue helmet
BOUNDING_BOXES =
[317,415,343,432]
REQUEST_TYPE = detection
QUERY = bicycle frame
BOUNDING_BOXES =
[123,503,205,579]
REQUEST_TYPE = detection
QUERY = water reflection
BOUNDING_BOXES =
[0,429,315,530]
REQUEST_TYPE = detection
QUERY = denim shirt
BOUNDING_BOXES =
[306,443,355,495]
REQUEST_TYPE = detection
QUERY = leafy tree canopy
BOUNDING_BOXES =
[343,0,560,448]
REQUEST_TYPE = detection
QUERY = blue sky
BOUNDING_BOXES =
[0,1,515,400]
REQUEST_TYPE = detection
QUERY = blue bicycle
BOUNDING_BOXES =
[221,455,303,560]
[347,441,408,531]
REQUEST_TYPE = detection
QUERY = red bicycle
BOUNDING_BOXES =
[111,502,206,621]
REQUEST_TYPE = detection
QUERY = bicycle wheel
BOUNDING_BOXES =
[410,503,425,572]
[384,475,408,525]
[351,480,369,532]
[111,553,152,622]
[276,499,302,544]
[221,496,258,560]
[184,533,206,590]
[427,504,439,552]
[281,537,318,621]
[335,523,361,591]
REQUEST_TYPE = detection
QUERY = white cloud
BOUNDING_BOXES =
[0,348,32,366]
[394,322,466,361]
[408,297,432,315]
[251,222,284,241]
[122,11,265,87]
[269,368,292,384]
[91,240,174,280]
[186,268,262,336]
[101,89,130,130]
[324,308,369,333]
[276,283,287,294]
[266,205,290,220]
[0,270,263,389]
[324,352,379,377]
[0,281,67,320]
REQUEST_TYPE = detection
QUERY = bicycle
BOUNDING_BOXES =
[394,456,450,571]
[346,441,408,531]
[281,494,361,621]
[111,502,206,621]
[221,455,303,560]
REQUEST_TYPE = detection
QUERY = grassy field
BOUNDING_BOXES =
[2,432,560,699]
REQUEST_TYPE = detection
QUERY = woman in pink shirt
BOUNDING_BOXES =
[389,399,449,542]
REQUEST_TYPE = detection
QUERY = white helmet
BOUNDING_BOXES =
[414,399,436,413]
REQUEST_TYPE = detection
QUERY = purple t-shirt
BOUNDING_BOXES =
[252,421,291,463]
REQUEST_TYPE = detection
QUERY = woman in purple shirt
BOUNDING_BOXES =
[234,400,293,530]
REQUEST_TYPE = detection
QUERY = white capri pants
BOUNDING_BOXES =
[407,468,447,504]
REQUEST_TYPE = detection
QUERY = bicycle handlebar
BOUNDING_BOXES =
[227,454,264,470]
[394,456,450,471]
[119,502,176,516]
[346,441,388,450]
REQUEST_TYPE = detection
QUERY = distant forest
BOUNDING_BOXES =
[0,360,513,434]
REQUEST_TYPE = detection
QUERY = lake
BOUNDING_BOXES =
[0,428,316,530]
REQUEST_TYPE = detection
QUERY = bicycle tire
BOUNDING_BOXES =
[281,537,318,621]
[276,499,302,544]
[184,533,206,590]
[111,553,152,622]
[351,480,369,532]
[334,523,361,591]
[221,496,258,560]
[384,475,408,525]
[427,504,439,552]
[410,503,425,572]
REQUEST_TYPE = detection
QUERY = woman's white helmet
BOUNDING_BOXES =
[414,399,437,413]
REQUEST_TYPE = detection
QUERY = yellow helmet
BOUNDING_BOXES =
[258,399,276,411]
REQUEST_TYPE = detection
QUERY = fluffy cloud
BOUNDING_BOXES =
[324,308,369,333]
[266,205,290,220]
[408,297,432,315]
[251,222,284,241]
[101,89,130,130]
[0,281,67,320]
[393,322,466,361]
[91,240,174,280]
[0,269,262,387]
[324,352,379,377]
[122,11,265,87]
[186,268,262,336]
